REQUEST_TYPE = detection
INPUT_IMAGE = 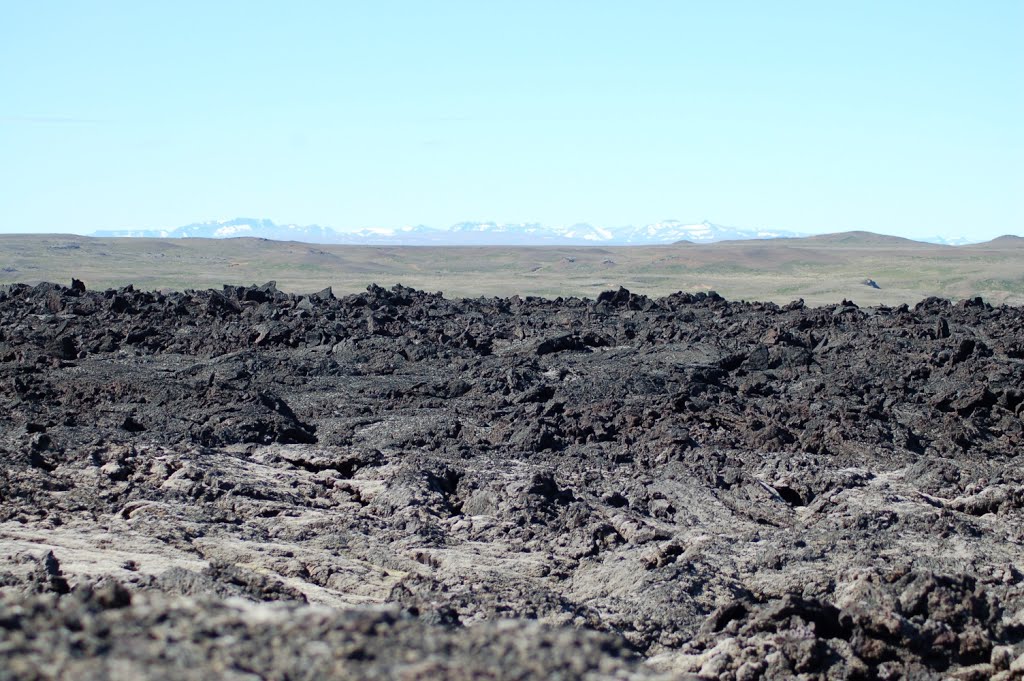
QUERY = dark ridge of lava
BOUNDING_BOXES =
[1,280,1022,680]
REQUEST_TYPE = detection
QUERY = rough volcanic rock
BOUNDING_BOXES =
[1,281,1023,679]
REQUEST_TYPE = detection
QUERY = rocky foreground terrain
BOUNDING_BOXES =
[1,280,1023,680]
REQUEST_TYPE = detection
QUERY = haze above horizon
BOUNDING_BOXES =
[2,2,1021,241]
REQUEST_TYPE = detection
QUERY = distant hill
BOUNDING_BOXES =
[975,235,1024,248]
[799,231,947,248]
[4,230,1022,306]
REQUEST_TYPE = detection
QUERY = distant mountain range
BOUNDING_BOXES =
[92,218,978,246]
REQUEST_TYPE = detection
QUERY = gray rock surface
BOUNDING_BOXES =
[1,281,1022,679]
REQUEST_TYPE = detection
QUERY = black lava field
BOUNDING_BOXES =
[1,280,1023,680]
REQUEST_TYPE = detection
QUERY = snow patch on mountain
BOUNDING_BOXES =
[920,235,979,246]
[214,224,254,237]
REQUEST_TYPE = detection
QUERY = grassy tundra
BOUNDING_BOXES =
[2,232,1022,306]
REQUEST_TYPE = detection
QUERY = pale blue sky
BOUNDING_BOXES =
[2,1,1021,239]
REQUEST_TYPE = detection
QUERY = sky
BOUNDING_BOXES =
[1,1,1022,240]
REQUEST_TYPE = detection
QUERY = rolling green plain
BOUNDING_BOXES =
[1,232,1022,306]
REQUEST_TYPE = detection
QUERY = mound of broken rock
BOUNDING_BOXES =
[1,280,1022,680]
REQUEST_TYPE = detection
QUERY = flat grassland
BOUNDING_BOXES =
[2,231,1022,305]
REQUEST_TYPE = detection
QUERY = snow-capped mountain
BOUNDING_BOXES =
[440,222,617,245]
[919,235,979,246]
[94,218,347,243]
[615,220,800,244]
[91,218,807,246]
